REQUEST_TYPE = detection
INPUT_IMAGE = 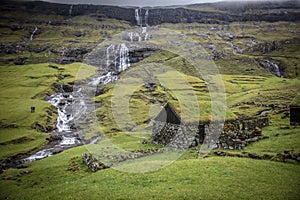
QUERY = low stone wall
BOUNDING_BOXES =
[152,117,269,149]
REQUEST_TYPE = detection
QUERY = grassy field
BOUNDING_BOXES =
[0,62,96,161]
[0,146,299,199]
[1,61,299,199]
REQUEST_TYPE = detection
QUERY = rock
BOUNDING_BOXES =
[248,153,262,159]
[2,1,300,27]
[129,47,157,64]
[13,57,27,65]
[82,153,109,172]
[73,31,85,37]
[62,84,73,93]
[250,41,282,53]
[47,134,63,142]
[28,46,49,53]
[257,59,282,77]
[10,25,24,31]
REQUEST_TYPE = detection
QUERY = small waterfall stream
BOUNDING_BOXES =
[21,8,152,165]
[22,44,133,164]
[69,5,73,16]
[30,27,38,40]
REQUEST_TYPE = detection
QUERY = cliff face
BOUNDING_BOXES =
[1,1,300,26]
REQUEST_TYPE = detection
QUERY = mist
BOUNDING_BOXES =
[32,0,278,7]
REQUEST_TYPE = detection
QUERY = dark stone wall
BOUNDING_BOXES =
[290,107,300,125]
[152,116,269,149]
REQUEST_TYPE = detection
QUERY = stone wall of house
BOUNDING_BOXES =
[151,116,269,149]
[152,121,198,149]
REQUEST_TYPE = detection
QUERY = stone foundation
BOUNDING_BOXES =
[152,117,269,149]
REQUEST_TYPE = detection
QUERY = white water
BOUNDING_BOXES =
[145,9,149,27]
[125,27,151,42]
[30,27,38,40]
[106,43,130,72]
[135,8,142,26]
[48,93,74,132]
[69,5,73,15]
[135,8,150,27]
[21,10,146,165]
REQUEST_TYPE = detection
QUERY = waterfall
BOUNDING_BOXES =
[30,27,38,40]
[125,27,150,42]
[119,44,130,72]
[129,32,133,42]
[106,44,130,73]
[135,8,150,27]
[145,9,149,27]
[69,5,73,16]
[135,8,142,26]
[20,7,145,166]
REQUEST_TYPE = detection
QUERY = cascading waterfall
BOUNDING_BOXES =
[145,9,149,27]
[69,5,73,16]
[30,27,38,40]
[135,8,142,26]
[106,43,130,72]
[21,9,146,165]
[135,8,150,27]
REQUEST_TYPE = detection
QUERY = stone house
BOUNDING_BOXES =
[152,102,269,149]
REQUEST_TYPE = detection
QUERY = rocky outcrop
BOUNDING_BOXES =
[257,59,282,77]
[129,47,157,64]
[2,1,300,26]
[82,153,110,172]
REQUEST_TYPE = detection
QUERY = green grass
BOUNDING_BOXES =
[0,62,97,161]
[244,110,300,155]
[0,148,299,199]
[0,128,48,161]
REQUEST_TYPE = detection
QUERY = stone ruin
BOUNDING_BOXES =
[151,103,270,150]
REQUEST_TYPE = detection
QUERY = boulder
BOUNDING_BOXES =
[82,153,109,172]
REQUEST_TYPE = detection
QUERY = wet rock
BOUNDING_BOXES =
[47,134,63,142]
[258,59,282,77]
[62,84,73,93]
[52,148,63,155]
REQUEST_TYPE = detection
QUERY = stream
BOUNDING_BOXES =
[20,8,151,165]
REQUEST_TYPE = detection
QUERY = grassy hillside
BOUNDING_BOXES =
[0,1,299,199]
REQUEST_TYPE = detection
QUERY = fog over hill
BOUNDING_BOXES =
[19,0,293,7]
